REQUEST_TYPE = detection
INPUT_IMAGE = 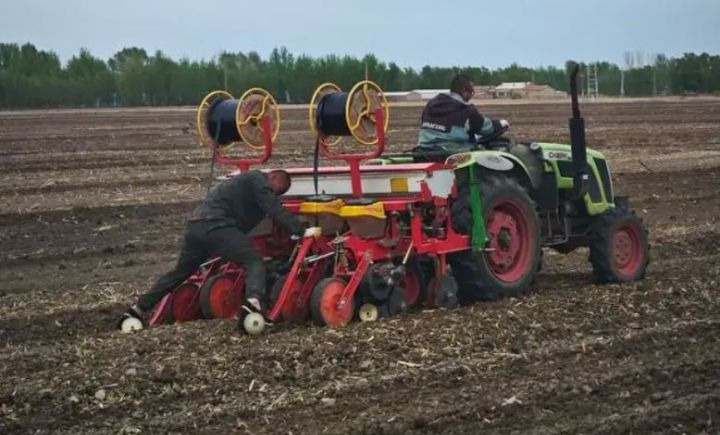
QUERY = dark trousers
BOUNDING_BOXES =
[137,221,266,311]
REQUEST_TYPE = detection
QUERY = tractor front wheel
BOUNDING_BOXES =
[589,206,649,283]
[310,277,354,327]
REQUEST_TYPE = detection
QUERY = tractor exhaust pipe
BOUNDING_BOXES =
[568,64,589,199]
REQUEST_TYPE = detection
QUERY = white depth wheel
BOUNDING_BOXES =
[359,303,379,322]
[243,312,266,335]
[120,317,144,334]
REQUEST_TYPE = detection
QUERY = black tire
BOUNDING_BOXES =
[199,274,221,319]
[404,260,427,309]
[588,206,650,283]
[377,287,409,318]
[537,248,544,273]
[434,272,459,308]
[268,274,287,309]
[448,174,542,303]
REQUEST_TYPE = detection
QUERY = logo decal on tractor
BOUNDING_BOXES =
[543,150,572,161]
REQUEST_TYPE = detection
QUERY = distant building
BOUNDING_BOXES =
[524,83,565,99]
[412,89,447,100]
[383,89,448,102]
[491,82,565,99]
[384,84,565,102]
[384,91,411,102]
[492,82,532,98]
[473,85,494,99]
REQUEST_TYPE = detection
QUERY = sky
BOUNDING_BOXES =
[0,0,718,69]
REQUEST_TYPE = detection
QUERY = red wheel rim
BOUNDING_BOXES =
[484,198,534,282]
[404,269,421,306]
[613,223,643,278]
[208,276,243,319]
[319,279,353,327]
[172,283,201,322]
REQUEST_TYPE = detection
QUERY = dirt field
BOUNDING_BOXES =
[1,99,719,434]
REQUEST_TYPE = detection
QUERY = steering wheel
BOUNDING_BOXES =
[475,125,510,147]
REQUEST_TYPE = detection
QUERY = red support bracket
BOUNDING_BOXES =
[267,236,314,322]
[338,250,372,309]
[319,107,387,197]
[214,116,274,172]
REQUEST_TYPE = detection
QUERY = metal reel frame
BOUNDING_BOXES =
[195,87,280,171]
[196,90,234,148]
[235,87,281,150]
[345,80,389,146]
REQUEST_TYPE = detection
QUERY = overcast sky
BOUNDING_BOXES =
[1,0,718,68]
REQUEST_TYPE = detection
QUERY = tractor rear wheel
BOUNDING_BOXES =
[199,274,244,319]
[171,283,202,322]
[589,206,649,283]
[310,277,354,327]
[449,175,541,302]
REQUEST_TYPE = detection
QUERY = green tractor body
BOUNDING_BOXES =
[378,66,649,303]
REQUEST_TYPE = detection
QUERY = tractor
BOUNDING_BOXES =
[132,66,649,335]
[367,66,651,305]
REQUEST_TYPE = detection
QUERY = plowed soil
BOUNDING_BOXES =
[1,99,719,434]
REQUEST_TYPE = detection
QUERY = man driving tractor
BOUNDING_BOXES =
[416,74,509,151]
[119,169,319,330]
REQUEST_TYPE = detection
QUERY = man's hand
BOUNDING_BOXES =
[303,226,322,238]
[499,119,510,129]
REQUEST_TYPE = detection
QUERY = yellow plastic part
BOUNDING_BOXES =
[299,199,345,215]
[345,80,389,145]
[390,177,409,193]
[196,90,234,148]
[308,82,342,147]
[235,87,281,149]
[340,202,386,219]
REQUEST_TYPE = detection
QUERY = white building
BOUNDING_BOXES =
[492,82,532,98]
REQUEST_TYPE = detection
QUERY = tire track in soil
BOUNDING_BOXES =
[0,238,717,363]
[4,309,716,434]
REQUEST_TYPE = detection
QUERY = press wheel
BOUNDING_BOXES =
[358,303,379,322]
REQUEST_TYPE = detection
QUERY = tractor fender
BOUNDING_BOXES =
[462,150,537,190]
[475,153,514,171]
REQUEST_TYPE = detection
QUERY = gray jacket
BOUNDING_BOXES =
[190,170,305,236]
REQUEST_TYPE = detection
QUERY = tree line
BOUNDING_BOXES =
[1,43,719,108]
